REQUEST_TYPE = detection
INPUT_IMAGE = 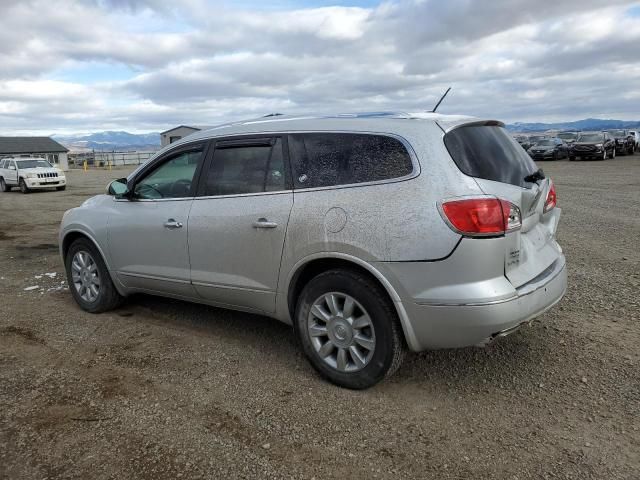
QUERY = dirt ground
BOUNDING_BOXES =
[1,157,639,479]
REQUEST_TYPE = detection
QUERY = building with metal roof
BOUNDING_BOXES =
[0,137,69,170]
[160,125,213,148]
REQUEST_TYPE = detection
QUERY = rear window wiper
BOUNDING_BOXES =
[524,168,545,183]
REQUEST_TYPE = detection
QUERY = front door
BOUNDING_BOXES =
[188,136,293,313]
[107,144,206,297]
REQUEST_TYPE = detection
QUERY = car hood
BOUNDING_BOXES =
[574,141,600,146]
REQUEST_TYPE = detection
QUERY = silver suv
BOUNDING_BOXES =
[59,112,567,389]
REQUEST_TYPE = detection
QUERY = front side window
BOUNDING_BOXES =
[288,133,413,189]
[203,138,286,196]
[134,148,202,199]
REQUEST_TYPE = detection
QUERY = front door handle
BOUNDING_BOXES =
[164,219,183,229]
[253,218,278,229]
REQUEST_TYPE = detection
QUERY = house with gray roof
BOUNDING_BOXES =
[0,137,69,170]
[160,125,213,147]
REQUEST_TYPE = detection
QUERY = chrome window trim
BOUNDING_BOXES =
[188,129,420,197]
[193,189,293,201]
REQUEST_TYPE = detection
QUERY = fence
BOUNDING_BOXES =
[68,150,158,168]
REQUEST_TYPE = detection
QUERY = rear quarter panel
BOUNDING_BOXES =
[278,123,484,294]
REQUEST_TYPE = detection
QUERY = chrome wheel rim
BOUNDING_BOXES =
[71,251,101,302]
[307,292,376,373]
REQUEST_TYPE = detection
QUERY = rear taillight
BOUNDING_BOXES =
[544,181,557,213]
[439,197,521,237]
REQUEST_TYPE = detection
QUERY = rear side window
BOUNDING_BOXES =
[444,126,538,188]
[288,133,413,189]
[204,138,286,196]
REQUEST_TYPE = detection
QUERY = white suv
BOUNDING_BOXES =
[0,157,67,193]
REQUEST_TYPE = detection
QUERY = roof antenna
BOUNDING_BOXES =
[431,87,451,113]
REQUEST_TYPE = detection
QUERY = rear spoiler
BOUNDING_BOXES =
[436,119,505,134]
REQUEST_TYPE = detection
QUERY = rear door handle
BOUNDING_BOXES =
[164,219,183,229]
[253,218,278,229]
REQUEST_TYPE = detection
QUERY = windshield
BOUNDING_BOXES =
[557,133,576,140]
[577,133,603,143]
[444,125,538,188]
[608,130,626,137]
[17,160,53,168]
[535,140,555,146]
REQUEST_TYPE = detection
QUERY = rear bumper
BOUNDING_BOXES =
[377,245,567,351]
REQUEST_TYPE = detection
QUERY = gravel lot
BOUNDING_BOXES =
[1,156,639,479]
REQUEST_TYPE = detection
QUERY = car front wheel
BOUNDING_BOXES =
[295,269,405,389]
[19,178,30,193]
[65,238,123,313]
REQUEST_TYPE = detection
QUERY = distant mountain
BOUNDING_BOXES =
[53,131,160,152]
[507,118,640,133]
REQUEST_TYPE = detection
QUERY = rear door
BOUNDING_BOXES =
[442,124,562,288]
[188,136,293,313]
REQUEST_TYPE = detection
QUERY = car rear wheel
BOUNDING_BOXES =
[65,238,123,313]
[0,178,10,192]
[295,268,405,389]
[19,178,30,193]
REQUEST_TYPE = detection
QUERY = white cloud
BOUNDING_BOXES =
[0,0,639,133]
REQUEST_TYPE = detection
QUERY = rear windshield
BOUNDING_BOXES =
[444,125,538,188]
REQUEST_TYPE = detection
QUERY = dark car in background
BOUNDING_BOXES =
[514,134,531,151]
[570,132,615,161]
[528,137,569,161]
[557,132,578,145]
[528,134,548,146]
[606,129,635,156]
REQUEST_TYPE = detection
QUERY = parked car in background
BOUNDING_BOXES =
[528,134,548,146]
[0,157,67,193]
[59,112,566,389]
[557,132,578,145]
[514,134,531,151]
[606,129,635,156]
[528,137,569,161]
[629,130,639,152]
[570,132,615,160]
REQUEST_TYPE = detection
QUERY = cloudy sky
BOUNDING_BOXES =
[1,0,639,134]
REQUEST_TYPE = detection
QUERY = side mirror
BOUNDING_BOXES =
[107,178,130,198]
[8,165,16,171]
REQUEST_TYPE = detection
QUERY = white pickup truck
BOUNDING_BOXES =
[0,157,67,193]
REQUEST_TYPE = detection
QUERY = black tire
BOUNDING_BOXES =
[19,178,30,193]
[65,238,123,313]
[0,178,9,192]
[569,156,576,161]
[607,148,614,160]
[294,268,405,389]
[56,186,66,191]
